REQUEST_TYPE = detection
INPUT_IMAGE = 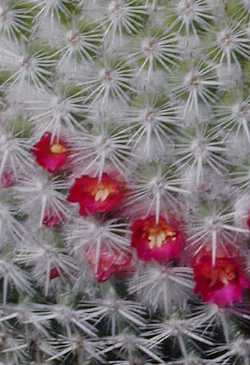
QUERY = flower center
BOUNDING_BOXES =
[209,265,236,287]
[92,184,114,202]
[50,143,66,154]
[148,227,176,249]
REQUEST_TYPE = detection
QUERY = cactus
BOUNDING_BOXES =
[1,0,250,364]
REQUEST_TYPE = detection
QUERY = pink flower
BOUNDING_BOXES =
[85,246,134,282]
[193,251,250,307]
[131,216,185,263]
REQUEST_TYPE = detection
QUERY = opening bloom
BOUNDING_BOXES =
[131,216,185,263]
[42,209,64,228]
[49,267,61,280]
[193,252,250,307]
[85,246,134,283]
[67,173,126,216]
[0,169,15,188]
[32,132,69,173]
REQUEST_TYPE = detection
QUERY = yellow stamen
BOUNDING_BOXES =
[219,269,236,285]
[209,267,236,288]
[50,143,66,154]
[94,188,110,202]
[148,231,166,249]
[148,228,177,249]
[166,231,176,239]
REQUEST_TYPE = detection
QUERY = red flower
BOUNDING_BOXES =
[32,132,69,173]
[67,173,125,216]
[193,252,250,307]
[43,209,64,228]
[131,216,185,263]
[86,246,134,282]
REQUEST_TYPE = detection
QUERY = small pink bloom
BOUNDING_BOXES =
[43,209,64,228]
[131,216,185,263]
[86,246,134,283]
[0,170,15,188]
